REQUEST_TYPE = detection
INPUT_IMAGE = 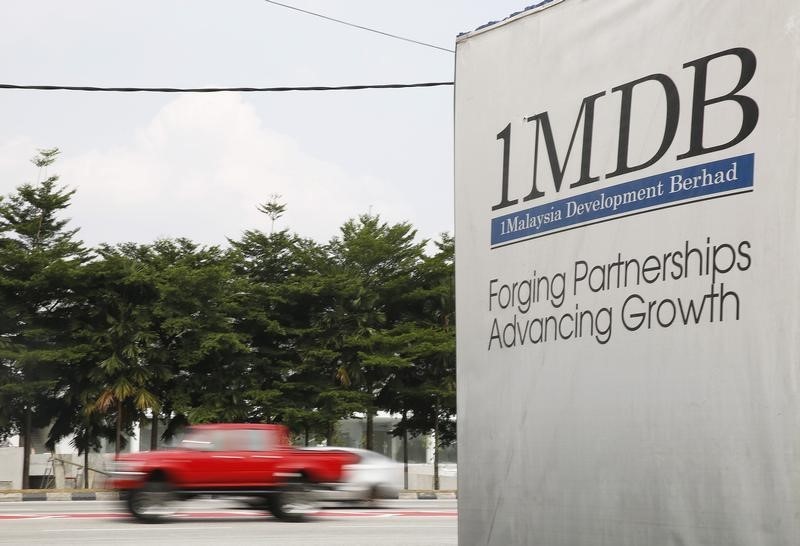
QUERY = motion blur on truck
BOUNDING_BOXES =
[109,423,357,522]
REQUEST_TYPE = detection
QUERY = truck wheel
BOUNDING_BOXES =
[268,480,319,522]
[127,477,177,523]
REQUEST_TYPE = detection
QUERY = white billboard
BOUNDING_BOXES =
[455,0,800,544]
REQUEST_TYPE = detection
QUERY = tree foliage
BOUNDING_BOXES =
[0,150,456,480]
[0,149,89,485]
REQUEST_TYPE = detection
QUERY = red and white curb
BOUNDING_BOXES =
[0,490,456,502]
[0,509,457,521]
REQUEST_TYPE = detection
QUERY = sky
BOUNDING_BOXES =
[0,0,534,249]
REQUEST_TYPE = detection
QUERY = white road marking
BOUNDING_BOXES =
[42,526,236,532]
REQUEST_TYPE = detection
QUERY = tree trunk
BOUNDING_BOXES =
[304,425,309,447]
[365,410,374,451]
[433,407,440,491]
[21,406,31,489]
[83,447,89,489]
[115,400,122,457]
[326,421,334,446]
[150,412,159,451]
[402,411,409,490]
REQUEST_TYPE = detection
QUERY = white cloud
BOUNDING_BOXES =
[32,93,416,247]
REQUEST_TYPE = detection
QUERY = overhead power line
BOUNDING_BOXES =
[262,0,455,54]
[0,82,454,93]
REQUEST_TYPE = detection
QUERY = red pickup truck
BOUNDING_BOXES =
[109,423,357,522]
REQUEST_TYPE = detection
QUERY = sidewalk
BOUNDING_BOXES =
[0,489,457,502]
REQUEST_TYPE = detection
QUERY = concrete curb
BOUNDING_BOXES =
[0,491,113,502]
[399,490,457,500]
[1,490,457,502]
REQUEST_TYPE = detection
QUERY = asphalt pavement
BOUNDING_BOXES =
[0,498,458,546]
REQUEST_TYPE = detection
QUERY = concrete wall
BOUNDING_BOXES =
[0,447,23,490]
[406,463,458,490]
[50,453,112,489]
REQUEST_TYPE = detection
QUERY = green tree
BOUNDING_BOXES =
[0,148,88,487]
[143,239,249,429]
[229,218,327,434]
[83,240,249,449]
[313,214,426,449]
[81,248,161,456]
[257,194,286,235]
[43,369,115,488]
[379,234,456,488]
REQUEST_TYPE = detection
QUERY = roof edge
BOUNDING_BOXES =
[456,0,565,43]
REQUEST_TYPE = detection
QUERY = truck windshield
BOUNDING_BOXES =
[174,427,279,451]
[178,428,217,451]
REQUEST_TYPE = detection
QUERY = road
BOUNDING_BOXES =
[0,498,457,546]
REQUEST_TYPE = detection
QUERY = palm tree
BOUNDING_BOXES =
[84,250,162,456]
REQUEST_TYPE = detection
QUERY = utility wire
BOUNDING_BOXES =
[262,0,455,54]
[0,82,454,93]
